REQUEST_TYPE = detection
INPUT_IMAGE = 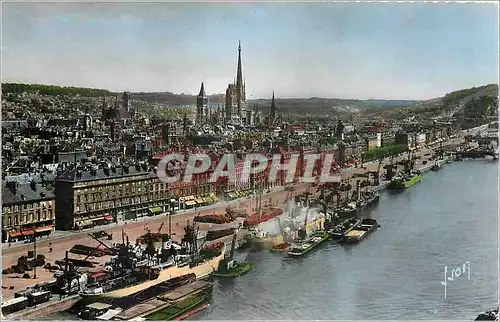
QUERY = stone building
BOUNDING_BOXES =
[2,180,55,242]
[54,162,169,230]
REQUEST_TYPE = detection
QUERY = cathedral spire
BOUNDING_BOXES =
[270,91,276,122]
[198,82,206,97]
[236,40,243,88]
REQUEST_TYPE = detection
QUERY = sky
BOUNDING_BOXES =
[2,2,499,100]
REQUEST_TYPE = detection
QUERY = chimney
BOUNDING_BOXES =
[30,180,37,191]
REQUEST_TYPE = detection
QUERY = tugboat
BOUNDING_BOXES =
[327,217,362,240]
[287,230,330,257]
[341,218,380,245]
[213,230,252,278]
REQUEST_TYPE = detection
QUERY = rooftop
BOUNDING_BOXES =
[2,180,55,205]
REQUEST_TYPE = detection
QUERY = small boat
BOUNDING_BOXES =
[287,231,330,257]
[78,302,113,320]
[431,161,442,171]
[341,218,379,245]
[270,242,292,253]
[327,218,362,240]
[213,260,252,278]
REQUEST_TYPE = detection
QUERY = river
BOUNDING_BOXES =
[48,160,498,320]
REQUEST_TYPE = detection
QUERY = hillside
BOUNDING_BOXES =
[372,84,499,121]
[249,98,419,117]
[132,92,225,105]
[2,83,111,97]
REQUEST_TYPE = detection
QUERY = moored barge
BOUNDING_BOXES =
[112,279,213,321]
[341,218,380,245]
[327,217,362,240]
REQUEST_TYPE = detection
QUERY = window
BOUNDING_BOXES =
[8,216,12,226]
[37,213,41,221]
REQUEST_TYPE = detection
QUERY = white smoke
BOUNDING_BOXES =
[254,199,325,238]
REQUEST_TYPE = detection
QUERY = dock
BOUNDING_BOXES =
[113,280,212,321]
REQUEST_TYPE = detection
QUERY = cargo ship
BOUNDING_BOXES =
[341,218,379,244]
[336,180,380,218]
[337,201,359,217]
[205,228,235,241]
[287,230,330,257]
[74,223,225,301]
[387,172,422,190]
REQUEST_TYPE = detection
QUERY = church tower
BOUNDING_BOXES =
[225,41,247,124]
[270,91,277,124]
[196,82,209,124]
[236,41,246,117]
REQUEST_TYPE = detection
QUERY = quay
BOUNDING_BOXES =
[5,294,81,320]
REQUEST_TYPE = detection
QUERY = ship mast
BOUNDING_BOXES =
[357,180,361,201]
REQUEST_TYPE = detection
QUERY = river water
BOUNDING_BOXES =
[48,160,498,320]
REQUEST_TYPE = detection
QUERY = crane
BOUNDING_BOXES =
[158,222,165,235]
